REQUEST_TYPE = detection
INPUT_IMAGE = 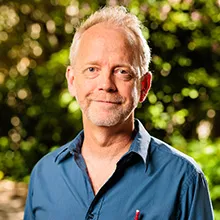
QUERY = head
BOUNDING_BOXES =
[66,6,152,127]
[70,6,151,79]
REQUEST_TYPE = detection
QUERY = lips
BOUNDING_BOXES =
[94,100,122,104]
[88,94,124,104]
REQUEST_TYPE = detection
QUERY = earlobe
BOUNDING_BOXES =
[139,72,152,103]
[66,66,76,97]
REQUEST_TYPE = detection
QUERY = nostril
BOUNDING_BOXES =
[98,76,117,92]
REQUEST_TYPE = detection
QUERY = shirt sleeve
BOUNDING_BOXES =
[178,170,214,220]
[23,168,35,220]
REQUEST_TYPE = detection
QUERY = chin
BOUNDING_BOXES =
[88,116,121,127]
[82,103,137,127]
[91,120,119,127]
[87,112,134,127]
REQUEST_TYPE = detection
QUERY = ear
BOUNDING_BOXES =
[139,72,152,103]
[66,65,76,97]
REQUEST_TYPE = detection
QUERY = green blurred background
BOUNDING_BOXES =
[0,0,219,217]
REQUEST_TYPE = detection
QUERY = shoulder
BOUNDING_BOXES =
[30,130,84,183]
[30,141,71,178]
[148,136,203,177]
[39,143,69,165]
[145,139,213,219]
[147,136,210,203]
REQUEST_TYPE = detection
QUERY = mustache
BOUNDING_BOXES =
[87,93,124,103]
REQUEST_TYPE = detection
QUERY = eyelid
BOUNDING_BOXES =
[113,68,136,81]
[115,67,136,77]
[81,65,100,79]
[115,67,130,73]
[83,65,99,73]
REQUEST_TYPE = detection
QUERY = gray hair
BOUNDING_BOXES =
[69,6,151,78]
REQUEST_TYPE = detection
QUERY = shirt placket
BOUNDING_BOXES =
[84,156,134,220]
[85,197,104,220]
[73,151,105,220]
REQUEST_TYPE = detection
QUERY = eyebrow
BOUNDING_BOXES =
[84,61,135,70]
[83,61,100,66]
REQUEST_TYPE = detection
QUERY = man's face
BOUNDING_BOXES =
[67,23,143,127]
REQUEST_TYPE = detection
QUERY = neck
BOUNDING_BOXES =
[82,116,135,160]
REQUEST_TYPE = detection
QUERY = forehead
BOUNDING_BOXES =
[75,23,135,63]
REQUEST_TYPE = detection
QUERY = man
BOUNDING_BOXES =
[24,6,214,220]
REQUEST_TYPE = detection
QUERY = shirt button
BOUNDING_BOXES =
[88,213,94,219]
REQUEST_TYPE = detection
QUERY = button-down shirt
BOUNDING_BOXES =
[24,120,214,220]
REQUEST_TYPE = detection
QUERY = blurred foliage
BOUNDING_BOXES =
[0,0,219,217]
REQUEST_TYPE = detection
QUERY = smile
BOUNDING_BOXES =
[93,100,121,104]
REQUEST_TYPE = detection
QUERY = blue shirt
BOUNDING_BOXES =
[24,120,214,220]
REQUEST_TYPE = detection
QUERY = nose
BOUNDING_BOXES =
[98,69,117,92]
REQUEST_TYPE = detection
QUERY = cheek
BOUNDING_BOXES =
[120,82,139,102]
[75,78,96,97]
[129,82,141,104]
[131,87,139,102]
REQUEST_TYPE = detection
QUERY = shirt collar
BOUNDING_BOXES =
[54,131,84,164]
[54,119,151,165]
[125,119,151,164]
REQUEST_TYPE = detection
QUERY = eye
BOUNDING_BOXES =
[83,66,99,79]
[114,68,133,81]
[115,68,129,75]
[88,67,96,72]
[118,69,128,74]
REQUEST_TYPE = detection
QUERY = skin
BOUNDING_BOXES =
[66,22,152,193]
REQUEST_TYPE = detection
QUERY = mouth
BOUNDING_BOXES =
[94,100,122,104]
